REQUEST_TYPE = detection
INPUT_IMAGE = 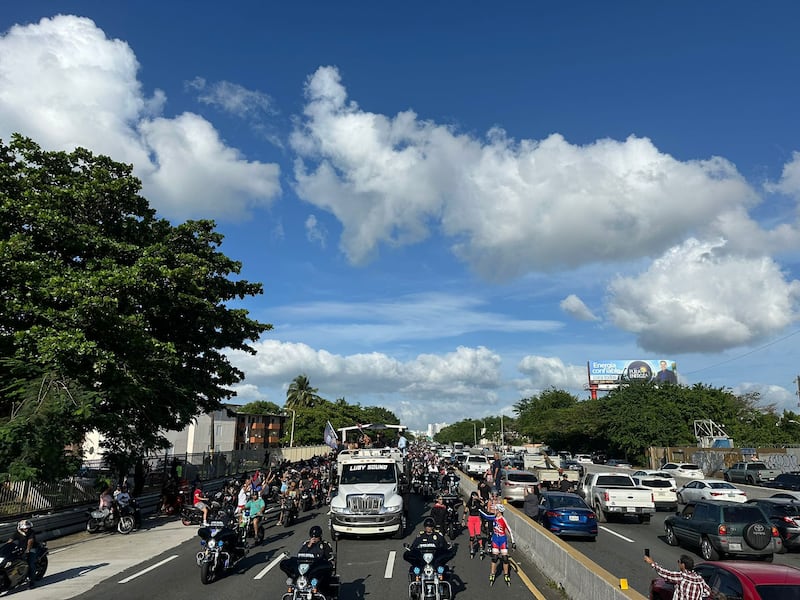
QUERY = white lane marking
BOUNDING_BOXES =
[385,550,396,578]
[255,552,289,580]
[599,526,636,543]
[118,555,178,583]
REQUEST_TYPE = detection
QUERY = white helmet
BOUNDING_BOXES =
[495,504,505,513]
[17,519,32,532]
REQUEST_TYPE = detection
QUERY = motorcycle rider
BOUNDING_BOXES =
[280,525,335,593]
[115,483,131,507]
[243,489,266,544]
[7,519,37,588]
[193,485,210,526]
[403,517,456,576]
[430,495,448,532]
[98,485,115,518]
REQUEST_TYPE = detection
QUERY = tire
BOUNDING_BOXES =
[723,473,731,482]
[200,561,216,585]
[118,516,135,534]
[394,513,407,539]
[744,522,771,550]
[637,514,651,524]
[594,503,607,523]
[86,519,100,533]
[676,493,684,504]
[700,537,719,561]
[181,517,192,526]
[665,525,679,546]
[747,476,756,485]
[34,556,48,580]
[762,554,774,562]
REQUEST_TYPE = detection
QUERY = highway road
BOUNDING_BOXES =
[16,466,800,600]
[23,493,557,600]
[553,464,800,595]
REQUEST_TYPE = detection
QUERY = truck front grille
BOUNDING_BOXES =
[347,494,384,513]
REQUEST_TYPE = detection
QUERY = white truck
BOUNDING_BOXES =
[329,447,408,539]
[578,472,656,524]
[523,451,579,489]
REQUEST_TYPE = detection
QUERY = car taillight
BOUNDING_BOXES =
[718,524,728,535]
[710,492,724,496]
[772,526,780,537]
[782,516,795,525]
[603,491,609,502]
[546,510,559,518]
[651,492,654,503]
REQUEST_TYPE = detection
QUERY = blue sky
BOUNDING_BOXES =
[2,3,800,432]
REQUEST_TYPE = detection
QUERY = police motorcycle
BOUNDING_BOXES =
[403,521,455,600]
[280,544,339,600]
[0,523,49,593]
[196,519,247,585]
[87,501,134,534]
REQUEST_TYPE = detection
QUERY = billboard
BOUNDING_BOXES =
[587,359,678,385]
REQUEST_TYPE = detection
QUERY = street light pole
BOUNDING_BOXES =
[473,422,477,446]
[286,408,297,448]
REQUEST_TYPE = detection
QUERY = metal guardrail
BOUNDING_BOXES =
[0,479,226,543]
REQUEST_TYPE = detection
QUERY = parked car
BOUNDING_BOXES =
[676,479,748,504]
[575,454,593,464]
[499,469,539,504]
[606,458,632,468]
[661,462,705,479]
[763,472,800,491]
[464,454,491,477]
[536,492,597,540]
[663,500,782,560]
[591,451,607,465]
[632,476,678,512]
[724,462,781,486]
[560,459,585,477]
[650,560,800,600]
[746,497,800,552]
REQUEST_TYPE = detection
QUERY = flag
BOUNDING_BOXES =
[324,421,339,450]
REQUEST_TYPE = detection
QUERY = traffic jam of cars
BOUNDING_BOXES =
[476,444,800,600]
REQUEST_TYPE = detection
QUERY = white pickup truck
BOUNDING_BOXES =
[578,472,656,524]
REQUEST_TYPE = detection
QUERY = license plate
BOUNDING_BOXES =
[569,515,579,521]
[728,493,738,497]
[627,507,635,513]
[729,543,742,551]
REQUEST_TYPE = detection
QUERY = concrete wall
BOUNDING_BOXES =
[459,475,646,600]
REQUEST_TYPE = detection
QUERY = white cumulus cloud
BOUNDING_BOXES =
[0,15,281,221]
[607,238,800,353]
[560,294,599,321]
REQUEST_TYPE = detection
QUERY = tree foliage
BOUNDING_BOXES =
[0,135,271,479]
[285,374,322,409]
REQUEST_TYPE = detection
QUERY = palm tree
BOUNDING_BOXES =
[285,374,322,409]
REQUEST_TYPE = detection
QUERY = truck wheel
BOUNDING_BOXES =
[637,514,651,524]
[394,513,407,539]
[594,502,607,523]
[723,473,731,482]
[746,476,756,485]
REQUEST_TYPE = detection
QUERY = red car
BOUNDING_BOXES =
[650,561,800,600]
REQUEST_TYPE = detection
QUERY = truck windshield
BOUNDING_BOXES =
[341,463,397,485]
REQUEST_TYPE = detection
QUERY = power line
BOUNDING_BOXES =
[682,328,800,376]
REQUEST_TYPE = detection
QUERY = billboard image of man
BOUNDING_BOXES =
[656,360,677,384]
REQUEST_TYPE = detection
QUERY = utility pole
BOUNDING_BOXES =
[796,375,800,408]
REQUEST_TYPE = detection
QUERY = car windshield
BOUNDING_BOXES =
[754,585,800,600]
[722,506,765,523]
[750,463,769,471]
[340,463,397,485]
[551,496,587,509]
[640,479,672,488]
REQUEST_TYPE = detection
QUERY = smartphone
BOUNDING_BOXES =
[644,548,650,557]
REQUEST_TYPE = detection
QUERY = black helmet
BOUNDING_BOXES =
[423,517,435,528]
[309,525,323,538]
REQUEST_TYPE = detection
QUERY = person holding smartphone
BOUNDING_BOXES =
[644,553,711,600]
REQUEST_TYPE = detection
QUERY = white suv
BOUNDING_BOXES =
[464,455,490,477]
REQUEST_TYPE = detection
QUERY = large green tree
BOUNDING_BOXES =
[0,135,271,479]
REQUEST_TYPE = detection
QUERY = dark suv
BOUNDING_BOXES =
[663,500,782,560]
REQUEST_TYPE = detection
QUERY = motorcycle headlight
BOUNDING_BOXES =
[413,567,421,575]
[217,540,224,548]
[423,553,434,564]
[437,566,444,574]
